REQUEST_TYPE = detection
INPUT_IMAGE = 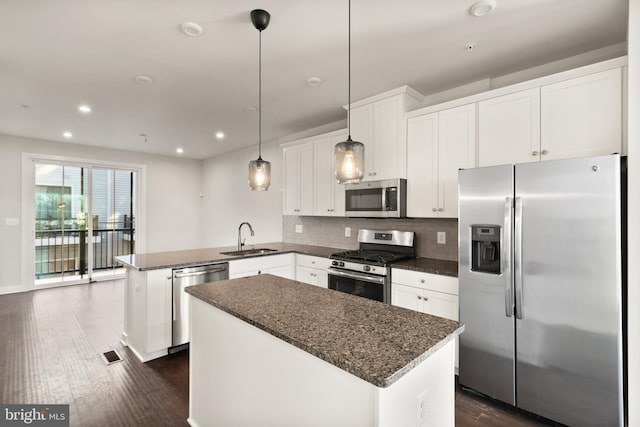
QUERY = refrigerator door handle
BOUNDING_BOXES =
[503,197,514,317]
[514,197,524,319]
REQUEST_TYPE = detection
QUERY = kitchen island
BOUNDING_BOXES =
[186,274,464,427]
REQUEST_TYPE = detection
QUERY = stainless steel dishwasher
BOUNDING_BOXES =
[171,262,229,351]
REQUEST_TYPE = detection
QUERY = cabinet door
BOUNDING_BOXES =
[297,142,315,215]
[296,265,318,285]
[422,289,459,321]
[438,104,476,217]
[349,104,374,181]
[373,96,402,180]
[479,88,541,166]
[266,265,295,280]
[391,283,424,311]
[283,145,300,215]
[406,113,438,218]
[283,142,314,215]
[541,68,621,161]
[313,132,347,216]
[145,269,172,353]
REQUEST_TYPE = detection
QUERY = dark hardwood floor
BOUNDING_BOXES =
[0,280,552,426]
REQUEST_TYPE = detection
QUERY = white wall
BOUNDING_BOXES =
[0,134,204,292]
[201,141,283,248]
[627,1,639,425]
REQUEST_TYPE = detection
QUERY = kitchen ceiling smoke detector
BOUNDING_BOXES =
[334,0,365,184]
[470,0,497,17]
[247,9,272,191]
[180,22,204,37]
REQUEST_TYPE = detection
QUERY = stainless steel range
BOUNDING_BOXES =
[328,229,416,303]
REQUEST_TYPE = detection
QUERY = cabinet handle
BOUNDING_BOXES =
[432,208,437,212]
[541,149,548,155]
[437,208,443,212]
[420,279,425,284]
[531,150,538,156]
[258,270,262,274]
[372,172,377,176]
[417,296,422,300]
[424,297,429,301]
[167,276,172,280]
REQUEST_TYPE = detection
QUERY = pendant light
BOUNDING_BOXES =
[248,9,271,191]
[334,0,365,184]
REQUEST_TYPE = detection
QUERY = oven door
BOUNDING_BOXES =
[327,268,388,303]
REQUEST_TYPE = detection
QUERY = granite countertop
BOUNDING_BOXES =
[186,274,464,388]
[115,242,341,271]
[391,258,458,277]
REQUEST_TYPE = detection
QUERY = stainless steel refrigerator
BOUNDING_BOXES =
[458,155,625,427]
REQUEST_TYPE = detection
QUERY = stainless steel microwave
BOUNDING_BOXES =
[344,179,407,218]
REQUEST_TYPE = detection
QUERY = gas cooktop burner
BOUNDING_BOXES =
[330,250,413,265]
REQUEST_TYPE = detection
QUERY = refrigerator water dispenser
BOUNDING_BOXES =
[471,225,501,274]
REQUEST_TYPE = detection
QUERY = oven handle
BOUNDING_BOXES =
[327,268,386,285]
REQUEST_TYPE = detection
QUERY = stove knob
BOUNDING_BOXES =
[363,265,371,272]
[331,261,339,266]
[339,262,345,267]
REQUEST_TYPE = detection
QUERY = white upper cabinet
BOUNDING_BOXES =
[478,67,622,167]
[314,131,347,216]
[479,88,541,167]
[540,68,622,161]
[348,87,424,181]
[283,141,314,215]
[407,103,476,218]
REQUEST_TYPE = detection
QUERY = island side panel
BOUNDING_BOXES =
[376,339,455,427]
[188,297,377,427]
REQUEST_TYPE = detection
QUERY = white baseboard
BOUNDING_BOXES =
[0,285,28,295]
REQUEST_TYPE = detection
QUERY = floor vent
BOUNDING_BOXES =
[102,350,123,365]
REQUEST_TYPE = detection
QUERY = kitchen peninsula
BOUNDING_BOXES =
[186,274,463,427]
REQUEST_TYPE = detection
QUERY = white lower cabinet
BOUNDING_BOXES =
[229,253,295,280]
[391,269,459,370]
[295,254,330,288]
[123,267,173,362]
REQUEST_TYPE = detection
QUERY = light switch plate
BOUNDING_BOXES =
[5,218,19,226]
[345,227,351,237]
[437,231,446,245]
[295,224,303,234]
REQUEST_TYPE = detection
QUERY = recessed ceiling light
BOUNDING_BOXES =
[306,77,323,87]
[215,131,225,140]
[180,22,204,37]
[465,42,477,52]
[78,104,92,114]
[244,106,257,113]
[63,131,73,138]
[469,0,497,16]
[176,148,184,154]
[135,75,154,85]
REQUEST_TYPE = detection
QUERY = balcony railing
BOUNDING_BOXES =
[35,228,134,279]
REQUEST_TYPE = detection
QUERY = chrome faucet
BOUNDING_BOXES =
[238,222,255,251]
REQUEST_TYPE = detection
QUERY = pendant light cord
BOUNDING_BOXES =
[259,29,263,159]
[347,0,352,141]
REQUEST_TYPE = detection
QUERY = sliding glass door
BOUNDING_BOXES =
[34,162,136,286]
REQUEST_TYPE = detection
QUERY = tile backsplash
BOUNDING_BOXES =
[283,216,458,261]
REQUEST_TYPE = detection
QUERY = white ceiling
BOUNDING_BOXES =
[0,0,628,159]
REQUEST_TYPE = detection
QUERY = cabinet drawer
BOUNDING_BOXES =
[392,268,458,295]
[296,254,330,269]
[229,253,294,275]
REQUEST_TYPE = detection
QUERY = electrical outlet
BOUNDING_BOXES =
[345,227,351,237]
[416,388,428,426]
[5,218,19,226]
[437,231,446,245]
[295,224,303,234]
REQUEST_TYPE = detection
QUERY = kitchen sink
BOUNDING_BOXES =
[220,248,279,256]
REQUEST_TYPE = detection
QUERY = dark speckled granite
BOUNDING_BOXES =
[115,242,340,271]
[186,274,464,388]
[391,258,458,277]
